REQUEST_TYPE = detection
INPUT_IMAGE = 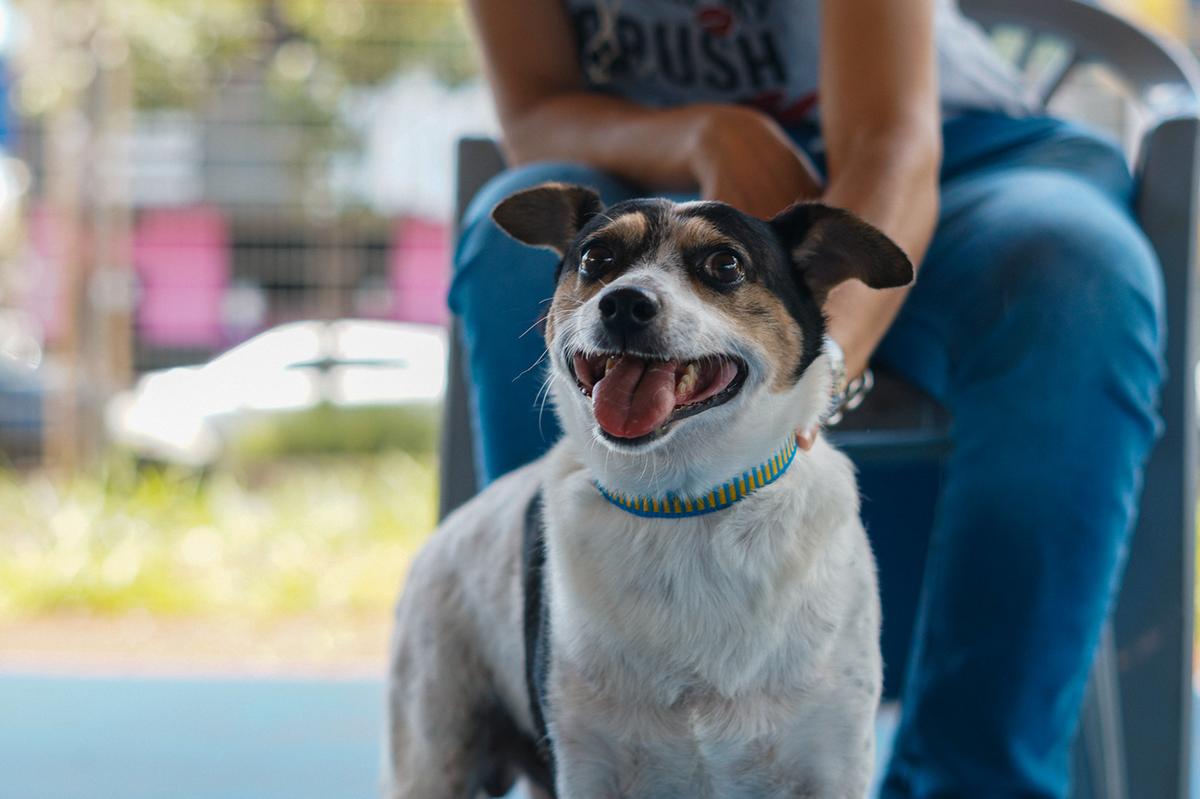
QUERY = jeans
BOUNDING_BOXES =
[449,112,1165,798]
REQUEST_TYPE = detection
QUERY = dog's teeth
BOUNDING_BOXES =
[675,362,699,401]
[605,356,618,375]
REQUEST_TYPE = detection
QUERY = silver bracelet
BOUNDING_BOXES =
[822,335,873,426]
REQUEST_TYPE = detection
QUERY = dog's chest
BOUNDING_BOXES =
[544,466,853,697]
[551,665,854,799]
[536,446,877,796]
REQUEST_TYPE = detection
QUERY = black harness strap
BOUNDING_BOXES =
[522,490,557,794]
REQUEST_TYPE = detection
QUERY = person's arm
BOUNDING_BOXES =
[818,0,942,378]
[466,0,820,215]
[468,0,939,374]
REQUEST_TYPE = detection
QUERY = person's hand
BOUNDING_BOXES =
[687,105,823,219]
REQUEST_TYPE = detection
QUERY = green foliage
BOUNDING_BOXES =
[277,0,476,86]
[0,452,438,619]
[111,0,475,111]
[229,402,441,460]
[12,0,475,120]
[110,0,261,110]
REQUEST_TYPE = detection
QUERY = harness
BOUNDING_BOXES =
[517,439,799,794]
[522,491,557,795]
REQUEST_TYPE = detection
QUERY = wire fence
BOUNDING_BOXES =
[0,0,480,470]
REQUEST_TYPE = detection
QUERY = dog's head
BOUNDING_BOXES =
[492,182,912,493]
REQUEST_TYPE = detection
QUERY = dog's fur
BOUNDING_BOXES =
[387,184,912,799]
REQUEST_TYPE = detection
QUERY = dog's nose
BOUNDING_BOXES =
[598,287,660,336]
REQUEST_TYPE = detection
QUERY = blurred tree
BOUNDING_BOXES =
[12,0,474,115]
[277,0,476,87]
[119,0,474,111]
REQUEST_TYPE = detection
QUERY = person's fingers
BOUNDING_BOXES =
[704,158,815,217]
[796,427,818,451]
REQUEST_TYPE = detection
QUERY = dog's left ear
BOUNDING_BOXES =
[769,202,913,304]
[491,182,604,256]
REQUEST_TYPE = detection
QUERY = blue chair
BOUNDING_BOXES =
[439,1,1199,795]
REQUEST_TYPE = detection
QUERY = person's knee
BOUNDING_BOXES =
[955,173,1164,384]
[452,162,634,307]
[450,162,622,317]
[459,161,632,242]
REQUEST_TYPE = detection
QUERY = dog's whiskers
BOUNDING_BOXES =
[515,347,550,382]
[519,313,552,340]
[535,371,556,436]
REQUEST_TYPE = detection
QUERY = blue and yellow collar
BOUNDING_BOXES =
[595,435,800,519]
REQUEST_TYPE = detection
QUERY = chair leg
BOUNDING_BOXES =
[1071,622,1128,799]
[1119,114,1199,799]
[438,320,480,521]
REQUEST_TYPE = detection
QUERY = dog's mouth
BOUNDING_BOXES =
[569,350,748,443]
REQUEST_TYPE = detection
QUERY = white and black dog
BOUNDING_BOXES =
[387,183,912,799]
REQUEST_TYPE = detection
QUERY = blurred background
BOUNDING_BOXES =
[0,0,492,675]
[0,3,491,795]
[0,0,1196,797]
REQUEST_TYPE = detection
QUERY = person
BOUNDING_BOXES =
[450,1,1165,796]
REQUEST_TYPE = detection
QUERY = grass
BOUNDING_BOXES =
[0,451,438,621]
[231,403,441,459]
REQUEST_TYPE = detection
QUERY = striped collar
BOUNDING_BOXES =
[595,435,800,519]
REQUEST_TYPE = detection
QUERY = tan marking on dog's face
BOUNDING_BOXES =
[544,258,620,347]
[546,265,615,346]
[593,211,650,249]
[712,281,804,393]
[673,215,729,252]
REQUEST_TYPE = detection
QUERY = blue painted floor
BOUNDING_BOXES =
[0,675,383,799]
[0,674,1193,798]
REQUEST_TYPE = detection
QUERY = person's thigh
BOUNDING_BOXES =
[877,121,1163,416]
[875,121,1165,797]
[450,161,641,484]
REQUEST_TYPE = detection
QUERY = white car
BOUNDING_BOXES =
[106,320,447,465]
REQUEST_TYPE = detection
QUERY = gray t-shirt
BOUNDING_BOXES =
[565,0,1029,125]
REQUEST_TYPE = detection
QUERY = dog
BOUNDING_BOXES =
[387,182,913,799]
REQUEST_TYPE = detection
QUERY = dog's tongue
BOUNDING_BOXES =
[593,356,678,439]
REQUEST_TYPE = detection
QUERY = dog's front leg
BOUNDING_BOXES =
[386,571,499,799]
[385,658,488,799]
[552,730,624,799]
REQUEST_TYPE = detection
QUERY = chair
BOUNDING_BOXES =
[439,1,1200,796]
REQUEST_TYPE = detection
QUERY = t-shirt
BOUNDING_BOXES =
[564,0,1030,125]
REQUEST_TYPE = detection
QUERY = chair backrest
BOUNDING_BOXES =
[437,139,508,519]
[961,3,1199,798]
[961,0,1200,117]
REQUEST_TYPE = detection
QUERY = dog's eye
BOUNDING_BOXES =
[703,250,744,286]
[579,244,615,278]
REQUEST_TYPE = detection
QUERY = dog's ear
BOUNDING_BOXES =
[769,202,913,304]
[491,182,604,256]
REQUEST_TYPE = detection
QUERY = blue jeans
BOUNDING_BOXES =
[450,113,1165,798]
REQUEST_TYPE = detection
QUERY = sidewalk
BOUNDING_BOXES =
[0,675,383,799]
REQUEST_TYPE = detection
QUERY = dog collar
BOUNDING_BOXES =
[595,435,800,519]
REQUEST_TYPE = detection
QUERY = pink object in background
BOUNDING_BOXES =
[23,203,68,344]
[133,206,230,348]
[390,217,449,326]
